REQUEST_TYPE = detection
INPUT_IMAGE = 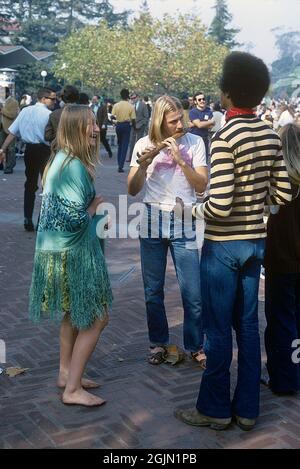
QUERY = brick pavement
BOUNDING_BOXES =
[0,149,300,449]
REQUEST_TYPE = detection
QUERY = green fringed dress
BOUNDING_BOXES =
[29,150,113,329]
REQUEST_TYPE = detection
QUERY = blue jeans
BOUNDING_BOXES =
[116,122,131,170]
[265,271,300,393]
[139,205,203,352]
[196,238,265,419]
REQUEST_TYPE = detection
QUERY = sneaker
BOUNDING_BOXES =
[174,408,231,430]
[118,168,124,173]
[234,415,256,431]
[24,218,34,232]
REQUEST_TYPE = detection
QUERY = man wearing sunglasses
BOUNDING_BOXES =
[0,88,56,231]
[189,92,215,163]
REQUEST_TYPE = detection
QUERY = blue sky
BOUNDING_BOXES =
[111,0,300,65]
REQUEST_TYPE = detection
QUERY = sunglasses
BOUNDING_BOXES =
[197,98,206,102]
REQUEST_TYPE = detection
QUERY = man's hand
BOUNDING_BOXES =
[136,147,156,169]
[0,149,6,165]
[162,137,183,166]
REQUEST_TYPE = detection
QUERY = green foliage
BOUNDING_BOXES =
[0,0,131,49]
[208,0,240,49]
[1,1,228,97]
[53,14,228,97]
[271,30,300,95]
[15,19,67,51]
[14,61,61,96]
[89,0,131,28]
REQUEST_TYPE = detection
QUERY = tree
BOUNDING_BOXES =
[271,30,300,95]
[139,0,150,14]
[156,14,228,95]
[208,0,240,49]
[56,0,131,31]
[14,60,60,97]
[1,0,131,48]
[53,14,228,97]
[91,0,131,29]
[0,1,21,42]
[53,19,162,94]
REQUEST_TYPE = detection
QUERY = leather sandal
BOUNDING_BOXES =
[148,346,166,365]
[191,350,207,369]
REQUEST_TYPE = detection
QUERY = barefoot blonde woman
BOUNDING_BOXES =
[29,104,113,407]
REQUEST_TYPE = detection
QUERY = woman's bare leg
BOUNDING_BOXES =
[62,313,108,406]
[57,314,78,387]
[58,314,101,389]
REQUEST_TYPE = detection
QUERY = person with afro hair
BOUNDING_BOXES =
[175,52,292,432]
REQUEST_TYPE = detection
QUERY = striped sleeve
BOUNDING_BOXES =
[265,148,292,206]
[194,137,235,219]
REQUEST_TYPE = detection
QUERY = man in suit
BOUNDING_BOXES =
[127,93,149,161]
[97,99,113,158]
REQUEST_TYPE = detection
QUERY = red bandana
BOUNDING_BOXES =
[225,107,256,122]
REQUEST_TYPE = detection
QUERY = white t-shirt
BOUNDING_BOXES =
[130,133,206,210]
[211,111,224,133]
[278,110,294,127]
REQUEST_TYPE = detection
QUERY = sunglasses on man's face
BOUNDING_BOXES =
[197,98,206,102]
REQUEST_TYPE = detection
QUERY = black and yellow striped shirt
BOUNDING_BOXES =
[193,116,292,241]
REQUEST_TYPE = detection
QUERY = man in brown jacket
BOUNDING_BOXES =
[0,88,19,173]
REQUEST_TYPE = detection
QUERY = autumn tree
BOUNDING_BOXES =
[53,14,228,97]
[53,19,162,94]
[156,14,228,95]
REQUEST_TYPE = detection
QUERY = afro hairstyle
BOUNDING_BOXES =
[220,52,270,108]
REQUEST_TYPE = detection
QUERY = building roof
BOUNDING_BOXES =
[0,45,53,67]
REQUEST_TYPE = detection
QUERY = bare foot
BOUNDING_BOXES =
[57,374,100,389]
[62,388,106,407]
[81,378,101,389]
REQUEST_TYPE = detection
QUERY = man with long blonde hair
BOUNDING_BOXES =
[128,95,208,366]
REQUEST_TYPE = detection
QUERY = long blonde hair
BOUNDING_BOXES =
[280,123,300,186]
[43,104,99,185]
[149,95,183,145]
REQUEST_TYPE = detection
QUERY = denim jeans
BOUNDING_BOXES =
[116,122,131,170]
[139,205,203,352]
[265,271,300,393]
[196,238,265,419]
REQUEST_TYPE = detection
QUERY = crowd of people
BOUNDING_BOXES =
[0,51,300,433]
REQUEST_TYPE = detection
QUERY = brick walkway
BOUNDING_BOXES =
[0,150,300,449]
